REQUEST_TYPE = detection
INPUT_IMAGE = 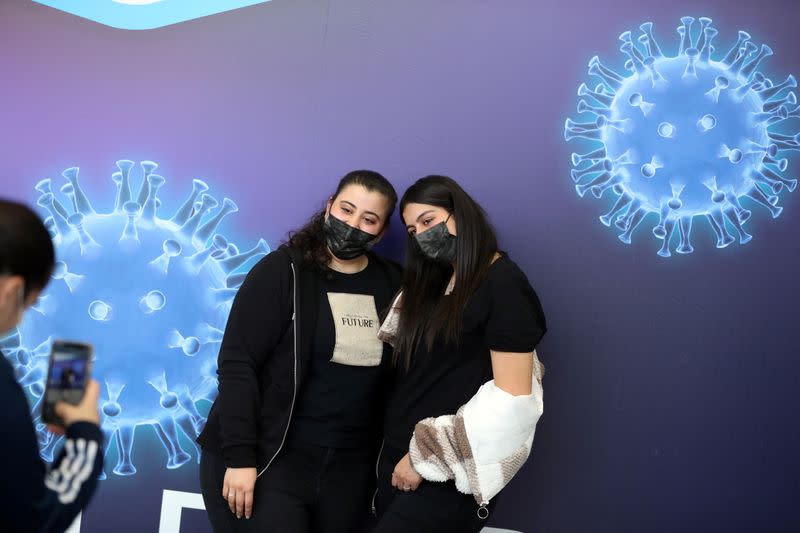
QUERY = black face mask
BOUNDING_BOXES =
[324,214,379,260]
[414,215,457,263]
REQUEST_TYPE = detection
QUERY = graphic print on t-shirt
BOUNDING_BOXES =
[327,292,383,367]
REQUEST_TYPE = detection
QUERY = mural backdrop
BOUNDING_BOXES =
[1,0,798,531]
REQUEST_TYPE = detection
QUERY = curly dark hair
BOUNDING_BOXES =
[284,170,397,271]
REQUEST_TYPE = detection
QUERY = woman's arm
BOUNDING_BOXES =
[216,252,293,520]
[0,373,103,533]
[490,349,534,396]
[217,252,292,468]
[486,257,545,396]
[405,353,545,504]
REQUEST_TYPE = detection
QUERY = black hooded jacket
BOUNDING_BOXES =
[197,246,402,474]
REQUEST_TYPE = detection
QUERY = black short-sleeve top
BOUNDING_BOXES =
[384,253,547,449]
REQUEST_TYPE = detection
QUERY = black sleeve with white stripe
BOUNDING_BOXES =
[39,422,104,533]
[0,356,104,533]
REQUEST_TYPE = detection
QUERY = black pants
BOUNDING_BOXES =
[200,445,374,533]
[371,443,493,533]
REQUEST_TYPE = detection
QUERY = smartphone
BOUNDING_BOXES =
[41,340,93,427]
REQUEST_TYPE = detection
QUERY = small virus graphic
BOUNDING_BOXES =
[0,160,269,476]
[565,16,798,256]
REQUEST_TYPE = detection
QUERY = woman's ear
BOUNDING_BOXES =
[445,212,458,236]
[0,275,24,307]
[0,275,25,331]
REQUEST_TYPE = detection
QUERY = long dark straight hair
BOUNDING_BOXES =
[285,170,397,271]
[393,175,498,369]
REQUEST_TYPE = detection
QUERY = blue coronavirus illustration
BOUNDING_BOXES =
[565,16,798,256]
[0,160,269,476]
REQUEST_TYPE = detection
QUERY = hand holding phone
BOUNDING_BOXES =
[41,340,99,429]
[45,381,101,435]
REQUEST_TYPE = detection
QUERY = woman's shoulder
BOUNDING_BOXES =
[245,246,294,280]
[485,253,536,293]
[487,252,525,277]
[483,253,547,339]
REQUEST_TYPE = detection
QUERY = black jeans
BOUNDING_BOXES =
[371,442,493,533]
[200,444,374,533]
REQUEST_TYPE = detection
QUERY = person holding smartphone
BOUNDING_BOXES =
[197,170,402,532]
[0,198,104,533]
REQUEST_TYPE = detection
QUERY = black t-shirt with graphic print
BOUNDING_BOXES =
[383,253,547,450]
[288,258,398,449]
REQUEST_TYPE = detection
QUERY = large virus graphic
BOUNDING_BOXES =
[565,16,798,256]
[0,160,269,477]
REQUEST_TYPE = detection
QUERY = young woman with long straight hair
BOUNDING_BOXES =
[373,175,547,533]
[198,170,402,532]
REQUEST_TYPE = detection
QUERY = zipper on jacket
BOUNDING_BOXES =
[370,439,385,515]
[257,262,299,478]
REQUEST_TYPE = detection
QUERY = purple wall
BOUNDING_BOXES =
[1,0,799,531]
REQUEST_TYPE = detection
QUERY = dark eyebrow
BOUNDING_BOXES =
[406,209,435,230]
[339,200,381,221]
[416,210,435,222]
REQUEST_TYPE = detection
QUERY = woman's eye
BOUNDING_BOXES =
[423,218,433,226]
[364,218,377,225]
[341,207,352,214]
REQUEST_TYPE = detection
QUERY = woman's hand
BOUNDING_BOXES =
[223,467,257,519]
[391,453,422,492]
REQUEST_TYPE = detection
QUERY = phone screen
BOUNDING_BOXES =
[42,341,92,425]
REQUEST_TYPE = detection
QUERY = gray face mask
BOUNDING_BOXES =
[414,215,457,263]
[324,214,379,260]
